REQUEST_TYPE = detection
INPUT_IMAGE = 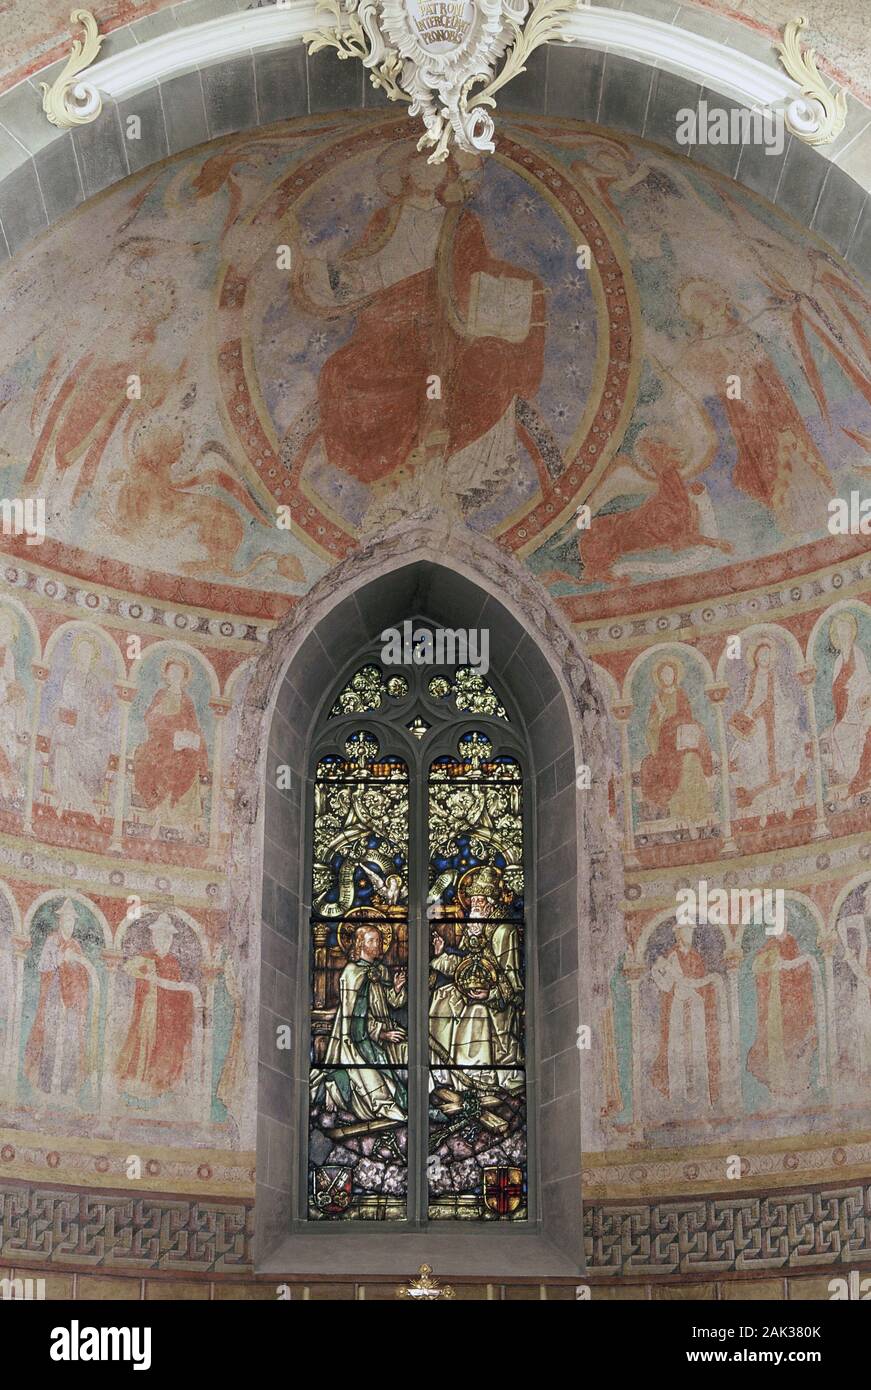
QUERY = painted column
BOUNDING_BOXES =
[706,682,738,855]
[624,959,645,1139]
[798,664,830,840]
[23,663,49,835]
[110,684,136,854]
[201,958,223,1124]
[6,933,30,1100]
[724,939,744,1112]
[99,946,124,1116]
[819,931,838,1089]
[207,698,232,868]
[612,702,638,868]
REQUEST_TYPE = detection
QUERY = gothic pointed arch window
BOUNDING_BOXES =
[305,630,530,1225]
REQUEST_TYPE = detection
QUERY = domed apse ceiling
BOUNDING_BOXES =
[1,108,871,1282]
[1,112,869,618]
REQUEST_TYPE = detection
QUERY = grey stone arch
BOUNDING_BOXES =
[0,36,868,278]
[233,514,621,1277]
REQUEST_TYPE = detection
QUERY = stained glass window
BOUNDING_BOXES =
[307,649,529,1224]
[428,734,526,1220]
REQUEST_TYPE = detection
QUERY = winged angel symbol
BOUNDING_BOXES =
[304,0,582,162]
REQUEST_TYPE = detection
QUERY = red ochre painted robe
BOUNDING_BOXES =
[581,466,703,581]
[24,935,93,1094]
[317,206,546,484]
[722,358,833,522]
[132,689,207,811]
[747,934,817,1096]
[116,951,193,1097]
[640,686,713,812]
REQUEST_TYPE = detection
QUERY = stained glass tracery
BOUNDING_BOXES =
[427,669,509,721]
[329,665,409,717]
[309,663,528,1224]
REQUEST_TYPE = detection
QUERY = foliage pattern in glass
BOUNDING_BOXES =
[308,732,409,1219]
[427,669,510,721]
[427,735,527,1219]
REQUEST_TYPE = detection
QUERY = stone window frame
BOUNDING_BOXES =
[240,518,619,1278]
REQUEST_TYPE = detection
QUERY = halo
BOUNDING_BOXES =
[162,653,192,683]
[71,631,100,661]
[748,638,775,666]
[830,611,858,649]
[653,655,684,687]
[337,911,393,957]
[628,424,687,484]
[678,276,733,325]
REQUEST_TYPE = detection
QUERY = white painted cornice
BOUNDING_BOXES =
[90,5,319,97]
[83,1,801,114]
[562,8,792,109]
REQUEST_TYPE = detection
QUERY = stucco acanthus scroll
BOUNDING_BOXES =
[776,15,847,146]
[303,0,581,162]
[40,9,105,129]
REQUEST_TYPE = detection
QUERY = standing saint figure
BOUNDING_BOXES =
[429,867,524,1093]
[651,923,729,1112]
[639,658,715,830]
[24,898,100,1099]
[132,656,208,835]
[312,922,407,1124]
[115,915,200,1100]
[49,633,116,823]
[836,886,871,1076]
[727,640,808,824]
[821,612,871,800]
[0,608,28,802]
[746,929,821,1100]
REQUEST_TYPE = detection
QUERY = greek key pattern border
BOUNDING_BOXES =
[10,1179,871,1276]
[584,1184,871,1275]
[0,1181,253,1272]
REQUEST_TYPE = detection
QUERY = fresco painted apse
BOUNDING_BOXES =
[0,109,870,1278]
